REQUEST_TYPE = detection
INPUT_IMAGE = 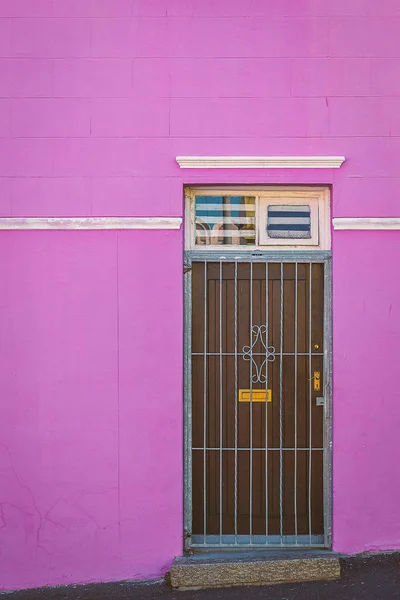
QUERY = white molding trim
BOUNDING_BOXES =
[333,218,400,230]
[176,156,346,169]
[0,217,182,231]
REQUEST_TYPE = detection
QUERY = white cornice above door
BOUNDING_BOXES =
[176,156,346,169]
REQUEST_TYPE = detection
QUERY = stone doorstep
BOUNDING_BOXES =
[169,551,341,590]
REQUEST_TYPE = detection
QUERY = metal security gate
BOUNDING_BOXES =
[184,251,332,550]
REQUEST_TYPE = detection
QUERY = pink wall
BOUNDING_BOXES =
[0,230,183,589]
[0,0,400,590]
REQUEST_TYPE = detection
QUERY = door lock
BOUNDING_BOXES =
[313,371,321,392]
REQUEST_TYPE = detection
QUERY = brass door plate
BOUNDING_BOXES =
[314,371,321,392]
[239,389,272,403]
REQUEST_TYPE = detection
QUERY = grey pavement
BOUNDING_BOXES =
[3,554,400,600]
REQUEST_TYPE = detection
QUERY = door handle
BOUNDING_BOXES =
[313,371,321,392]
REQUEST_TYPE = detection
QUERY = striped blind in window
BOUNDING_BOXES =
[267,205,311,239]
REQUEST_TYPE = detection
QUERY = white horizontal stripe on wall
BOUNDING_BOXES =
[177,156,346,169]
[333,218,400,230]
[0,217,183,231]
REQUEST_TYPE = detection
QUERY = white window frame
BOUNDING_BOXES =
[185,186,331,251]
[259,197,319,247]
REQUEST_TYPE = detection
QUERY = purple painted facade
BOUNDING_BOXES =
[0,0,399,591]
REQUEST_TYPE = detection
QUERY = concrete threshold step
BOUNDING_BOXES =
[170,550,341,590]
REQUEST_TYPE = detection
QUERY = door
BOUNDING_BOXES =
[186,257,331,549]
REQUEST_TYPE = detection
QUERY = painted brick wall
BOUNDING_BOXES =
[0,0,400,590]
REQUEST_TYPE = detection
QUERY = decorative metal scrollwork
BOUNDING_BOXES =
[242,325,276,384]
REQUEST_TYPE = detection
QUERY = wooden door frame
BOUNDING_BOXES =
[183,250,332,552]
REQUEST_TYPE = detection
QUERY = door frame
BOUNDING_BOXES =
[184,249,332,552]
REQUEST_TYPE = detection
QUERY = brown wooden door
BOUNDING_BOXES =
[191,261,325,545]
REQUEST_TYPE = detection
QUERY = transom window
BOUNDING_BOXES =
[185,186,330,251]
[195,195,256,246]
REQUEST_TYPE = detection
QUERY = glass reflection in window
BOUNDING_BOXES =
[195,196,256,245]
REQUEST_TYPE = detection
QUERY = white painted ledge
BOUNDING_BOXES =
[176,156,346,169]
[333,218,400,230]
[0,217,182,230]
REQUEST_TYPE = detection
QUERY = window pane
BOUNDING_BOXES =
[267,205,311,239]
[195,195,256,245]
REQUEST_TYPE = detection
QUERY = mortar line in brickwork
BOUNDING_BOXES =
[10,95,400,100]
[116,234,121,543]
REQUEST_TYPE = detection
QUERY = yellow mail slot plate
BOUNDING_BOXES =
[239,389,272,403]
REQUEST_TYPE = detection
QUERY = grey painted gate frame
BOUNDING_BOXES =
[183,250,332,552]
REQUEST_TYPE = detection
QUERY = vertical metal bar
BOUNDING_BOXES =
[219,261,223,543]
[249,261,253,543]
[265,261,269,542]
[279,262,284,542]
[323,258,333,547]
[294,262,298,543]
[308,262,313,543]
[184,256,193,551]
[203,261,207,544]
[234,261,238,543]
